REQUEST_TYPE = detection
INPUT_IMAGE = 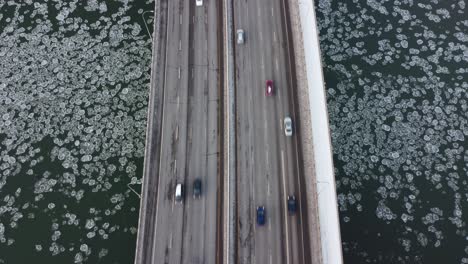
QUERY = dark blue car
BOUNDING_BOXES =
[287,195,297,214]
[257,206,265,225]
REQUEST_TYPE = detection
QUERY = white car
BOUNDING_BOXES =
[175,183,184,203]
[237,29,244,44]
[196,0,203,6]
[284,117,293,136]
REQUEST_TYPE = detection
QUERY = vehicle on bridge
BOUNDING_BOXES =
[284,117,293,136]
[265,80,274,96]
[236,29,245,44]
[175,183,184,203]
[193,178,202,198]
[196,0,203,7]
[257,206,265,225]
[287,195,297,214]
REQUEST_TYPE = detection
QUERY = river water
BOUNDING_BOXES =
[0,0,153,263]
[316,0,468,263]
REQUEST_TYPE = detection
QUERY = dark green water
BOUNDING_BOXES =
[316,0,468,263]
[0,0,153,263]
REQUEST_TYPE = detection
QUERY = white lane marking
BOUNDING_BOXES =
[294,137,307,264]
[274,31,277,42]
[281,151,291,264]
[271,7,274,17]
[179,14,182,25]
[278,84,281,99]
[179,39,182,51]
[268,219,271,231]
[261,54,265,70]
[177,96,180,109]
[173,159,177,174]
[270,254,273,264]
[175,125,179,141]
[267,181,270,197]
[275,58,279,70]
[169,233,173,249]
[266,150,269,167]
[178,66,181,79]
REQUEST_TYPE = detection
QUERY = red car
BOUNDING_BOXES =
[265,80,274,96]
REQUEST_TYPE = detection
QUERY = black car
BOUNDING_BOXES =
[193,179,202,198]
[287,195,297,214]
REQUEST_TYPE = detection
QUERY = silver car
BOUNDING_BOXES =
[284,117,293,136]
[237,29,244,44]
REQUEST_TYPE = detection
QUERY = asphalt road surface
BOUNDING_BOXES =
[233,0,311,263]
[149,0,220,263]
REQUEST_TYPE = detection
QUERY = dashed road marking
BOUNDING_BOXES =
[281,150,291,264]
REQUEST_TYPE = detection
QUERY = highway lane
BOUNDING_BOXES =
[234,0,310,263]
[150,0,220,263]
[181,0,219,263]
[151,0,189,263]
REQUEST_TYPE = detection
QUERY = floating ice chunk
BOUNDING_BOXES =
[425,143,439,153]
[81,155,92,162]
[435,8,450,19]
[98,248,108,258]
[459,0,465,9]
[74,252,83,263]
[131,23,141,36]
[85,219,95,229]
[376,202,395,220]
[401,213,413,223]
[99,2,107,13]
[35,244,42,251]
[417,232,428,247]
[399,39,408,48]
[87,231,96,238]
[80,243,88,252]
[366,0,388,15]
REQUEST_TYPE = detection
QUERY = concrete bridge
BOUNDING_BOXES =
[134,0,343,263]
